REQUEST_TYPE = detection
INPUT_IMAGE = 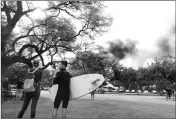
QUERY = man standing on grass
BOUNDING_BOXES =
[2,78,9,101]
[52,61,72,119]
[91,90,95,100]
[166,84,172,101]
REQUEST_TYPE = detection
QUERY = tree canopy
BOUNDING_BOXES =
[1,1,112,81]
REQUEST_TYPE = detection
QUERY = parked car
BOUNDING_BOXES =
[109,87,117,92]
[131,90,136,93]
[119,86,125,93]
[125,90,130,93]
[102,86,116,92]
[97,88,105,94]
[43,87,50,91]
[159,90,166,96]
[143,90,149,94]
[40,87,44,90]
[102,87,109,92]
[152,90,157,94]
[137,90,142,93]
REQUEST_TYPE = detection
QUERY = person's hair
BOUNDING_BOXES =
[60,61,68,67]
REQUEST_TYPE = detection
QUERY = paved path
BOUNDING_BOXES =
[1,91,175,118]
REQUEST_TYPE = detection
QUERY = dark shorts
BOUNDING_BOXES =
[54,90,69,109]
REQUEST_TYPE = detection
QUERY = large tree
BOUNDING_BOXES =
[154,56,176,83]
[5,62,29,84]
[1,1,112,81]
[40,69,54,87]
[69,43,115,77]
[70,51,108,76]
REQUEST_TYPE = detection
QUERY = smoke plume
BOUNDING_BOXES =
[107,39,138,60]
[155,37,175,57]
[106,26,175,69]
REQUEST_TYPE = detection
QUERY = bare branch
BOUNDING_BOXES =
[3,1,12,24]
[59,8,81,19]
[12,24,46,51]
[45,10,61,21]
[39,54,45,66]
[33,30,50,49]
[40,62,53,70]
[166,69,173,78]
[46,1,70,10]
[18,44,39,56]
[22,8,36,15]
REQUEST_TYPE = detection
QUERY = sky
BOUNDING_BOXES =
[20,1,175,69]
[96,1,175,69]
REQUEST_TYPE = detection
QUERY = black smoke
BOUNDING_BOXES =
[107,39,138,60]
[156,37,173,56]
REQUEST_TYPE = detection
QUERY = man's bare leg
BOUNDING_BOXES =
[62,108,67,119]
[52,108,58,118]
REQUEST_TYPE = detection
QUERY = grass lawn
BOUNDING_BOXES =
[1,91,175,118]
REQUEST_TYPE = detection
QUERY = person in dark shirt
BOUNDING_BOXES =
[16,79,24,101]
[3,78,9,90]
[166,85,172,101]
[91,90,95,100]
[172,82,176,101]
[52,61,72,119]
[3,78,9,101]
[17,60,43,118]
[16,80,24,89]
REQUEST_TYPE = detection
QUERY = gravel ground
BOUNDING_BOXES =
[1,91,175,118]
